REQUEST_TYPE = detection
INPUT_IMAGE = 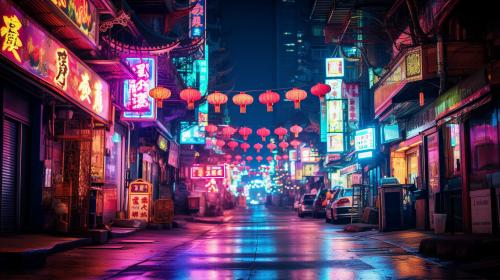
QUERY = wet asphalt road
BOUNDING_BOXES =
[109,206,477,280]
[2,206,481,279]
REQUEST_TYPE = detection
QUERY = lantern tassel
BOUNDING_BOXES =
[215,105,221,113]
[267,104,273,112]
[188,102,195,110]
[157,99,163,108]
[294,101,300,109]
[240,105,246,113]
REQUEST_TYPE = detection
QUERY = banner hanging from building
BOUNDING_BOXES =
[0,0,110,122]
[122,57,157,121]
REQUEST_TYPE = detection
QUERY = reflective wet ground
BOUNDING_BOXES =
[1,206,482,279]
[109,206,477,280]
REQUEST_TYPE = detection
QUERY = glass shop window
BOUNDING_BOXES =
[443,123,461,178]
[469,105,500,189]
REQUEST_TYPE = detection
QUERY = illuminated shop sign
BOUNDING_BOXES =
[157,135,168,151]
[189,0,205,38]
[167,141,179,168]
[300,147,320,163]
[325,58,344,77]
[180,122,206,144]
[191,165,225,179]
[358,150,374,159]
[320,100,327,142]
[355,128,376,151]
[49,0,98,45]
[342,83,359,123]
[339,164,360,176]
[302,163,319,177]
[381,123,401,144]
[289,150,298,162]
[127,179,152,221]
[325,79,342,99]
[122,57,157,121]
[0,0,110,122]
[327,133,344,153]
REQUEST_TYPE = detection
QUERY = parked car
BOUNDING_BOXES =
[297,194,316,218]
[325,188,354,223]
[312,189,330,218]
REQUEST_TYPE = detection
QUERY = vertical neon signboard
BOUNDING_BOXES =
[122,57,157,121]
[326,99,345,153]
[320,100,327,142]
[325,58,344,77]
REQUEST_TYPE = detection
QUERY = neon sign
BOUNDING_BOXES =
[49,0,98,45]
[0,0,110,122]
[122,57,157,121]
[189,0,205,39]
[191,165,225,179]
[0,14,22,62]
[355,128,376,151]
[325,58,344,77]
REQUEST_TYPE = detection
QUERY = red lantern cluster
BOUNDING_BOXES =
[274,127,288,140]
[266,156,273,163]
[228,140,239,151]
[253,143,263,153]
[246,156,253,162]
[256,155,263,162]
[180,88,201,110]
[240,142,250,152]
[290,124,302,138]
[282,154,289,161]
[205,124,218,137]
[216,139,225,148]
[225,154,232,161]
[279,141,289,151]
[258,90,280,112]
[310,83,331,101]
[267,143,276,152]
[290,139,301,149]
[235,155,242,161]
[238,127,252,140]
[222,126,237,138]
[207,91,228,113]
[232,92,253,113]
[285,88,307,109]
[257,127,271,141]
[276,155,282,161]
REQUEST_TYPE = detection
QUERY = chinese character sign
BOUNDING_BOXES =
[122,57,157,121]
[325,58,344,77]
[327,133,344,153]
[325,79,342,99]
[191,165,225,179]
[49,0,98,45]
[128,179,152,221]
[355,128,376,151]
[0,1,110,122]
[342,83,360,123]
[189,0,205,38]
[327,100,344,133]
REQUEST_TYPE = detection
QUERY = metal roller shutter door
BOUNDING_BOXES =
[1,119,17,233]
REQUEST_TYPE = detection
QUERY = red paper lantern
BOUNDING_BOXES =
[149,86,171,108]
[267,143,276,152]
[310,83,331,101]
[282,154,289,161]
[238,127,252,140]
[235,155,242,161]
[253,143,263,153]
[258,90,280,112]
[257,127,271,141]
[205,124,218,137]
[256,155,263,162]
[285,88,307,109]
[232,92,254,113]
[279,141,289,151]
[228,140,239,151]
[240,142,250,152]
[222,126,237,138]
[274,127,288,140]
[246,155,253,162]
[266,156,273,162]
[225,154,232,161]
[216,139,225,148]
[290,124,303,138]
[207,91,228,113]
[276,155,282,161]
[290,139,301,149]
[180,87,201,110]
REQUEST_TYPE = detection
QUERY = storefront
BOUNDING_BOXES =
[0,0,111,233]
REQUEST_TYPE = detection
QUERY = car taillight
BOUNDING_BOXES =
[337,198,350,205]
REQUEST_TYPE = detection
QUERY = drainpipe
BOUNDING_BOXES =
[437,33,446,95]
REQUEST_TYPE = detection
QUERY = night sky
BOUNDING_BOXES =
[219,0,278,159]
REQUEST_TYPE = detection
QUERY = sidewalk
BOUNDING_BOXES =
[0,235,91,268]
[175,209,235,224]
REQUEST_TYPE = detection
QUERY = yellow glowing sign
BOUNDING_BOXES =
[1,14,22,62]
[93,81,103,113]
[54,48,69,90]
[78,72,92,103]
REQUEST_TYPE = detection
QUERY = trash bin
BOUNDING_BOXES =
[433,213,447,234]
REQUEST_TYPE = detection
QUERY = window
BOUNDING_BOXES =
[443,123,461,178]
[469,105,500,189]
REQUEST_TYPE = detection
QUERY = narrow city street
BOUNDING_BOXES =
[2,207,481,280]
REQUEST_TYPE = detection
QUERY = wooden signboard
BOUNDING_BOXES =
[127,179,152,221]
